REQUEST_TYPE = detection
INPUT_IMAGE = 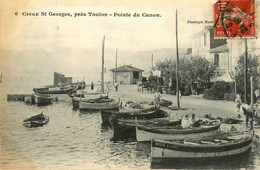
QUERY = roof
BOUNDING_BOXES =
[110,65,144,72]
[54,72,65,76]
[209,44,229,53]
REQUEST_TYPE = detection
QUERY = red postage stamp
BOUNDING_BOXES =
[214,0,256,38]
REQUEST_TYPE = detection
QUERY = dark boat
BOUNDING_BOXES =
[23,113,49,128]
[33,86,77,94]
[102,107,168,125]
[151,130,253,161]
[33,92,53,106]
[103,107,169,140]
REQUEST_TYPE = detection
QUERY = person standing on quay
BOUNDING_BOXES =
[242,104,254,130]
[115,82,118,92]
[235,94,242,112]
[154,89,161,108]
[91,82,94,90]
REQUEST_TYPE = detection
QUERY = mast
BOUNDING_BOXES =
[115,47,118,83]
[176,10,180,109]
[101,35,105,93]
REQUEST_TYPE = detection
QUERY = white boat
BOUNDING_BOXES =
[136,120,221,142]
[151,131,253,160]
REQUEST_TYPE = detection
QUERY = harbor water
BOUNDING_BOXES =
[1,98,260,169]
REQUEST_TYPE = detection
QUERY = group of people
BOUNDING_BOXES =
[181,113,197,128]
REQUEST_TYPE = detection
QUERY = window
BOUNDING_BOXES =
[214,54,219,66]
[204,33,207,46]
[133,71,139,79]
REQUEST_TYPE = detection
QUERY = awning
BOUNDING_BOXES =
[215,72,235,82]
[209,44,229,53]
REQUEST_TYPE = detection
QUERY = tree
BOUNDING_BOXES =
[156,56,216,95]
[156,58,176,92]
[234,55,260,103]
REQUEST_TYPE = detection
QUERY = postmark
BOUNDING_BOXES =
[214,0,256,38]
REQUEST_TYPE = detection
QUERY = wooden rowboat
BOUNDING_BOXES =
[136,119,221,142]
[105,107,169,140]
[70,93,107,109]
[23,113,49,128]
[33,86,77,94]
[79,97,119,111]
[151,131,253,161]
[101,107,168,125]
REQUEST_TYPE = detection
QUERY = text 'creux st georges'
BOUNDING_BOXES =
[20,12,162,18]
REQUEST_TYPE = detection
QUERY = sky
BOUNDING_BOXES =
[1,0,259,88]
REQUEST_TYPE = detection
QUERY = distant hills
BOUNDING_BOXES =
[1,47,188,84]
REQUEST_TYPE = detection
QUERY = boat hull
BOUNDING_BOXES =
[108,108,169,140]
[23,115,49,128]
[33,87,77,94]
[151,132,253,160]
[71,93,106,109]
[136,121,221,142]
[79,100,119,111]
[102,107,164,125]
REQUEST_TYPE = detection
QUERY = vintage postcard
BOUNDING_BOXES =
[1,0,260,169]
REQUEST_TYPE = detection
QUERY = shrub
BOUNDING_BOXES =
[203,89,215,100]
[228,93,236,101]
[203,81,233,100]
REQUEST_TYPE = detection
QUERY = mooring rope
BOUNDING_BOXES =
[72,115,101,134]
[72,121,102,134]
[93,152,125,163]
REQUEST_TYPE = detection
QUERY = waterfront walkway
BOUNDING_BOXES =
[105,84,260,132]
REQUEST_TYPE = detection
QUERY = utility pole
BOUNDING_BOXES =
[244,39,248,104]
[250,76,254,106]
[152,53,153,68]
[101,35,105,93]
[176,10,180,109]
[150,53,153,76]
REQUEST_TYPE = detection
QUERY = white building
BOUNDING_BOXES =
[191,26,260,78]
[227,39,260,71]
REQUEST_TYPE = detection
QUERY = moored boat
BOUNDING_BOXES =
[34,92,53,106]
[33,86,77,94]
[102,107,165,125]
[151,130,253,161]
[70,92,107,109]
[79,96,119,111]
[136,119,221,142]
[106,107,170,140]
[23,113,49,128]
